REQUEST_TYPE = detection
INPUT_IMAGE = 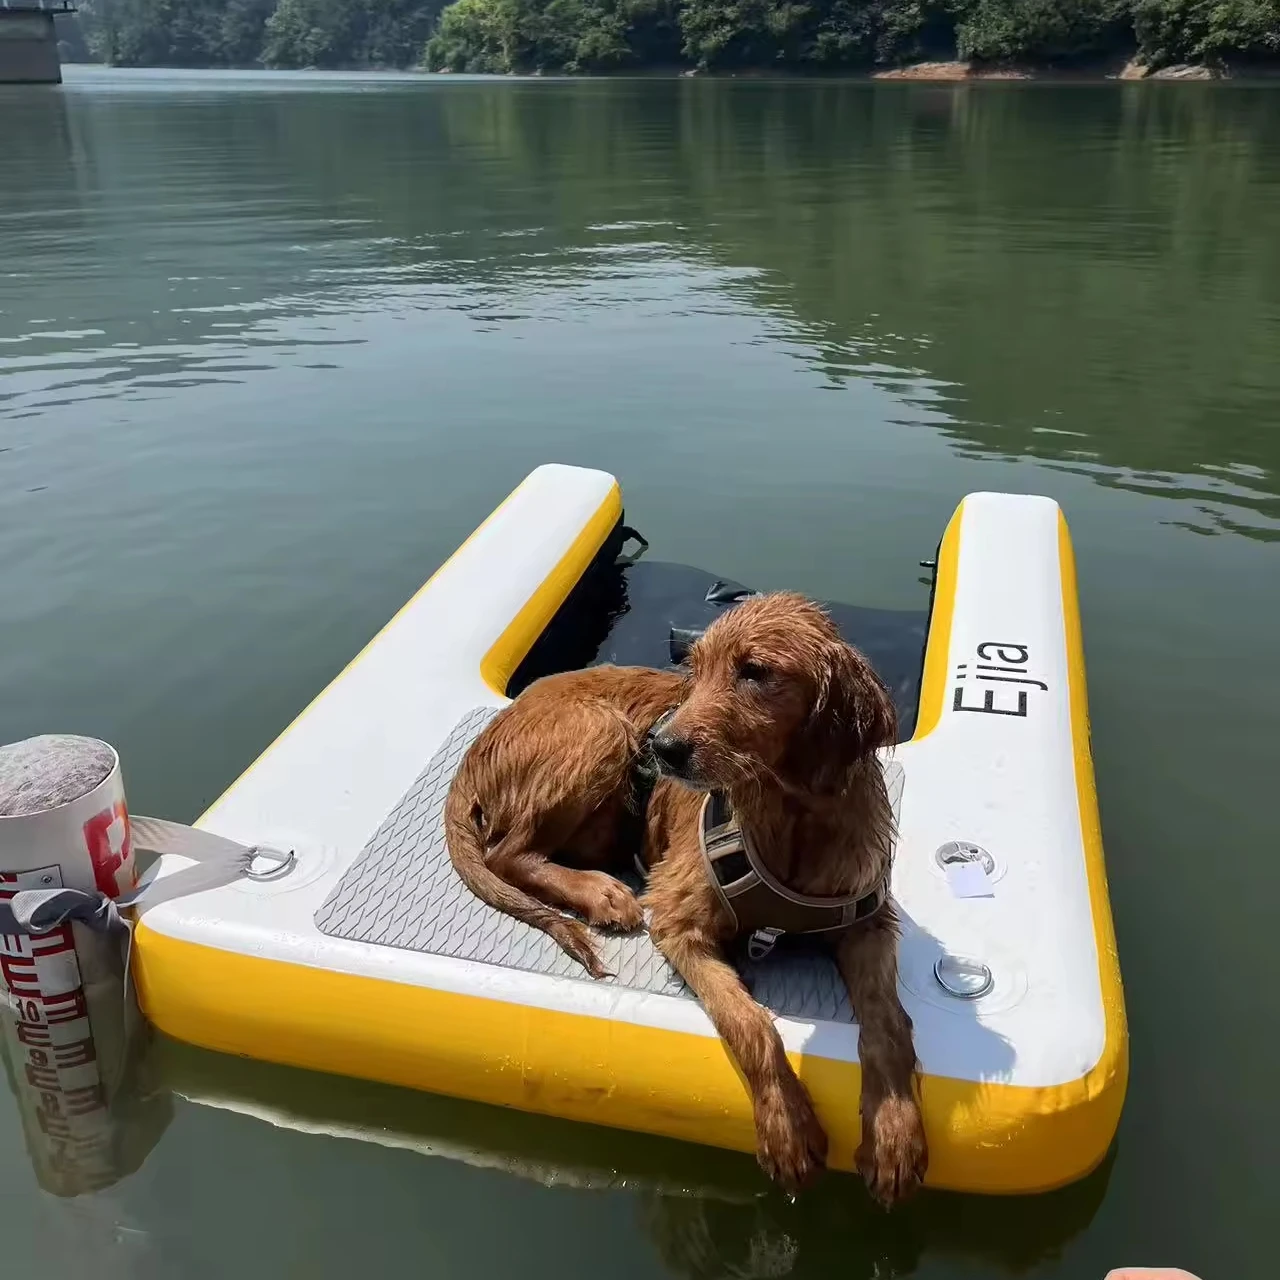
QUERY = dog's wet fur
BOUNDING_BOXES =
[444,592,927,1204]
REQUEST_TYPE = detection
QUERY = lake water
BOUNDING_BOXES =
[2,66,1278,1280]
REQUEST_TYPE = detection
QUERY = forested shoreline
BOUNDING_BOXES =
[59,0,1279,76]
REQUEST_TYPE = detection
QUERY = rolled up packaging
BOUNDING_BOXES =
[1,735,171,1195]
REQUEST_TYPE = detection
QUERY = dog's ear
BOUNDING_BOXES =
[792,638,898,791]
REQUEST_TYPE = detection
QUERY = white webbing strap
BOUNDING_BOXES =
[0,816,291,937]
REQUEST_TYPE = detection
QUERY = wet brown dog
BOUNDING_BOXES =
[444,592,927,1204]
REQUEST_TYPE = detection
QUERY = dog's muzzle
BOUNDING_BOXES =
[649,730,693,779]
[643,709,686,776]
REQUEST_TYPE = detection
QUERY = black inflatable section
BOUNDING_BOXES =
[509,527,928,741]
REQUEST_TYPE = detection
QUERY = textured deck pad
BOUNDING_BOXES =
[315,709,904,1023]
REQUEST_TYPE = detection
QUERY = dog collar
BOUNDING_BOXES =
[626,708,678,879]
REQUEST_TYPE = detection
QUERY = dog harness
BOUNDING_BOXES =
[698,790,889,961]
[632,711,888,961]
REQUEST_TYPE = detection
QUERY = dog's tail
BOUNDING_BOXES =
[443,787,609,978]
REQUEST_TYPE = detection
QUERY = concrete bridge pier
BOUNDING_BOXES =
[0,3,71,85]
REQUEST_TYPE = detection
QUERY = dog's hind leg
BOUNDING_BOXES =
[489,699,644,932]
[444,813,611,977]
[447,695,644,976]
[494,849,643,932]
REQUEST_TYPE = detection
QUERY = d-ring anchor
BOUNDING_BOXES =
[933,954,994,1000]
[244,846,296,881]
[935,840,996,877]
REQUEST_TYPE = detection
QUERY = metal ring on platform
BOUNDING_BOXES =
[935,840,997,877]
[933,954,994,1000]
[244,846,296,881]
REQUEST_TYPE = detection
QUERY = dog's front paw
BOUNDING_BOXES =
[754,1077,828,1192]
[856,1095,927,1208]
[581,872,644,932]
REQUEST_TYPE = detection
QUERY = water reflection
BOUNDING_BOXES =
[155,1040,1110,1280]
[3,74,1278,539]
[642,1163,1112,1279]
[0,924,171,1197]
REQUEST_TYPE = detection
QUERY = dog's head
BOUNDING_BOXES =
[650,592,897,794]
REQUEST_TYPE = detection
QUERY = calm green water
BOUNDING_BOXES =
[2,65,1278,1280]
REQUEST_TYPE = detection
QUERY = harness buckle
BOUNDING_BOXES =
[746,927,784,962]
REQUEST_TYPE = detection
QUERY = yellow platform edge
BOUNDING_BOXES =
[134,484,1127,1195]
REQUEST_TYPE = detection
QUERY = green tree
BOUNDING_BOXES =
[263,0,442,68]
[425,0,513,70]
[77,0,274,66]
[1132,0,1280,67]
[426,0,680,72]
[955,0,1132,62]
[77,0,439,68]
[221,0,277,63]
[677,0,941,68]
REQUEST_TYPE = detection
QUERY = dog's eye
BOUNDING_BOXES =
[737,660,772,684]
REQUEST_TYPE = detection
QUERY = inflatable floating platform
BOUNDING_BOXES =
[132,464,1127,1194]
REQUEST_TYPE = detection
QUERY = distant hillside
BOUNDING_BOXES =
[61,0,1279,75]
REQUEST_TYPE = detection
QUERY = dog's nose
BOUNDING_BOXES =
[650,733,693,776]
